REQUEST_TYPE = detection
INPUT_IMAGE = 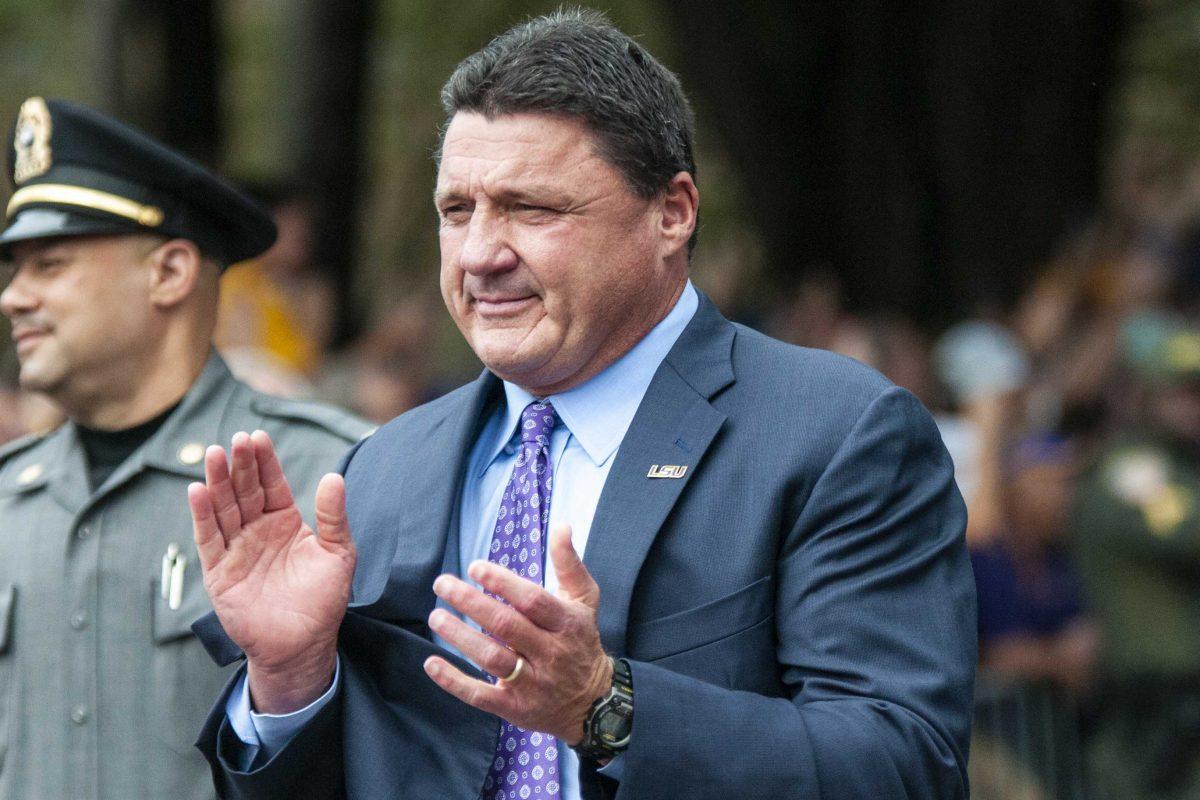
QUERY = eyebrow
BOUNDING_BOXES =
[33,241,76,259]
[432,186,460,206]
[434,183,574,208]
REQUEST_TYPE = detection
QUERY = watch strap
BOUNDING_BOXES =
[573,657,634,761]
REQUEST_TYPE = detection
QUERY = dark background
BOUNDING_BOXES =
[0,0,1185,377]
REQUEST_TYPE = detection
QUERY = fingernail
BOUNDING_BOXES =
[432,575,450,596]
[424,659,441,677]
[467,562,485,582]
[429,609,445,629]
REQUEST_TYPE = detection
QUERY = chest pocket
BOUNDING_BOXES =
[627,574,773,662]
[149,553,226,756]
[151,547,209,644]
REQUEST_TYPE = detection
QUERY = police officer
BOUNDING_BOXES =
[0,98,370,799]
[1072,311,1200,800]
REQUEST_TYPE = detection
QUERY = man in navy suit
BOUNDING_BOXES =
[187,9,976,799]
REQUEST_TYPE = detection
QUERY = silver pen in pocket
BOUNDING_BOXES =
[161,543,179,601]
[169,554,187,611]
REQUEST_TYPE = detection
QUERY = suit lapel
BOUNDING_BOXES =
[585,293,736,653]
[350,372,502,619]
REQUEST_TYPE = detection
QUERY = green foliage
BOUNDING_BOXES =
[1115,0,1200,150]
[0,1,90,120]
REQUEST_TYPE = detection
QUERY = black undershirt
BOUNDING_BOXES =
[77,402,180,490]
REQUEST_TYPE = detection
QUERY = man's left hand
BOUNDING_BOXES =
[423,523,612,745]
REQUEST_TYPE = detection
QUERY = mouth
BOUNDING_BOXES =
[11,327,48,354]
[471,294,538,318]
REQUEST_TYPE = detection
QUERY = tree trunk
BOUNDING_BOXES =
[80,0,221,166]
[284,0,377,345]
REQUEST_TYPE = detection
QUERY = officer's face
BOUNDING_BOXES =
[436,112,690,395]
[1,235,158,398]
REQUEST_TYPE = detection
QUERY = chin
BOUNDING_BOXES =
[478,351,551,389]
[472,330,537,366]
[479,354,537,384]
[17,363,62,395]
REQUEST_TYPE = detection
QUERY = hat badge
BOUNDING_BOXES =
[13,97,52,184]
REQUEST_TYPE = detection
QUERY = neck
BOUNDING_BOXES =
[520,275,689,397]
[61,332,210,430]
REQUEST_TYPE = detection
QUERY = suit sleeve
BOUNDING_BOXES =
[616,387,976,799]
[193,436,496,799]
[196,665,346,800]
[196,613,499,799]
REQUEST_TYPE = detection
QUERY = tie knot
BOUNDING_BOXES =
[519,401,558,445]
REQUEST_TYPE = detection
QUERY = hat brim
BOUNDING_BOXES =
[0,207,142,258]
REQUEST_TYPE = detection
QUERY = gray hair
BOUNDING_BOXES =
[439,8,698,248]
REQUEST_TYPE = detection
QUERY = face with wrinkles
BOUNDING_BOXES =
[436,112,689,396]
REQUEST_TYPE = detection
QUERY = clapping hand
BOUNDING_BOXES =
[187,430,354,713]
[423,523,612,745]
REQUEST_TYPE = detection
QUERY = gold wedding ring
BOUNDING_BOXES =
[501,655,526,684]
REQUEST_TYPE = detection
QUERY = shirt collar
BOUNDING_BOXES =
[482,281,699,472]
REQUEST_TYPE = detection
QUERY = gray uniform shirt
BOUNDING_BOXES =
[0,354,371,800]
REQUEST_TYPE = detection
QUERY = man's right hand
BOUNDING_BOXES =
[188,430,355,714]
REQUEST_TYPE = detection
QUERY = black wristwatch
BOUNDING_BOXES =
[573,657,634,761]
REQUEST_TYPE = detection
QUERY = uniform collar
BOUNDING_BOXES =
[26,350,238,515]
[482,281,699,472]
[135,350,240,480]
[71,349,239,492]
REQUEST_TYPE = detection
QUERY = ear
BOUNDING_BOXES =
[658,171,699,258]
[146,238,203,309]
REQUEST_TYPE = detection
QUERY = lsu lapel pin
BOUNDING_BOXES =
[647,464,687,479]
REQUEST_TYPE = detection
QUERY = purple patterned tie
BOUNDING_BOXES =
[482,401,561,800]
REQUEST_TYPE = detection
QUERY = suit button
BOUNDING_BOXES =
[70,704,89,725]
[70,610,88,630]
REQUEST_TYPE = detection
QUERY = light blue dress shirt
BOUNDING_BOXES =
[227,282,698,799]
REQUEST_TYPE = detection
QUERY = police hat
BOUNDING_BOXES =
[0,97,275,266]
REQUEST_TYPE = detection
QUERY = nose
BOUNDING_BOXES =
[0,266,38,319]
[456,208,519,276]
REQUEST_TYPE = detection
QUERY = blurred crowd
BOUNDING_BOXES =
[766,218,1200,799]
[3,178,1200,798]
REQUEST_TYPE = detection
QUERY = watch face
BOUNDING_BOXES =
[597,701,634,743]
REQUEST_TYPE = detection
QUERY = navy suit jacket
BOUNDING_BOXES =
[195,293,976,799]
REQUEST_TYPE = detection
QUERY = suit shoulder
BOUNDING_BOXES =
[363,379,482,442]
[249,394,375,445]
[718,326,931,468]
[730,323,894,405]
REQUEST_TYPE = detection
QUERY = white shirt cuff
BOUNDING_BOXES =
[225,657,341,763]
